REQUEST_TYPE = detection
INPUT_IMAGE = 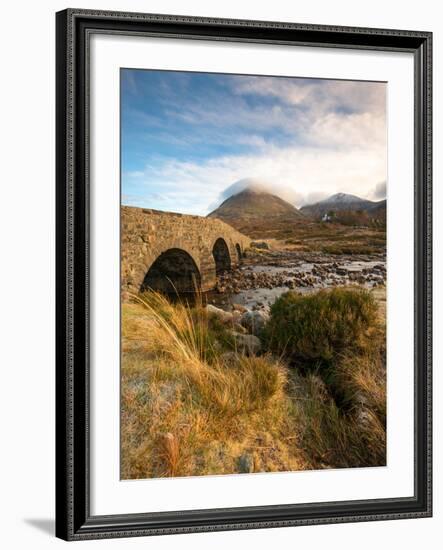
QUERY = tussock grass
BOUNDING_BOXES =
[129,291,284,416]
[121,291,304,478]
[121,288,386,479]
[290,368,386,468]
[330,333,386,426]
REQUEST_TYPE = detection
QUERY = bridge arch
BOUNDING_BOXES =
[212,237,231,275]
[121,207,250,296]
[140,248,201,294]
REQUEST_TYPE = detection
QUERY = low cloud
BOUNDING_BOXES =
[299,191,330,207]
[368,181,387,201]
[211,180,344,210]
[127,139,386,214]
[212,178,304,209]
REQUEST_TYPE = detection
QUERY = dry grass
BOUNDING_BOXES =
[317,325,386,467]
[121,288,386,479]
[290,366,386,468]
[264,287,386,468]
[121,291,306,478]
[238,218,386,256]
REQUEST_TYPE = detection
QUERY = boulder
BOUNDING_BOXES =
[205,304,233,324]
[241,310,269,335]
[232,303,248,313]
[231,332,261,355]
[233,323,248,334]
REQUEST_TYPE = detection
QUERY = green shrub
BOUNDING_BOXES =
[264,288,378,363]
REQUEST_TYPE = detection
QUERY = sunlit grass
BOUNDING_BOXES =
[121,287,386,479]
[121,291,300,478]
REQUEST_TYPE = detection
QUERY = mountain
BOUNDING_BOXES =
[207,188,305,237]
[209,189,304,223]
[300,193,381,219]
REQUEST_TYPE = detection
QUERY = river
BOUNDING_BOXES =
[209,252,386,312]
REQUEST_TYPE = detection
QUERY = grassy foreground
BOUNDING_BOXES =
[121,288,386,479]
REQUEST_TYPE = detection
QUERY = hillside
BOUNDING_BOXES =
[368,199,387,221]
[300,192,379,219]
[208,189,305,237]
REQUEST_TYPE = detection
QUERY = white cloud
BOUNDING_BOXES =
[128,138,387,215]
[123,75,387,215]
[231,77,386,116]
[299,191,330,207]
[148,77,386,154]
[309,111,386,150]
[209,177,304,211]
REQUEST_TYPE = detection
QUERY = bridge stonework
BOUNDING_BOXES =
[121,206,250,295]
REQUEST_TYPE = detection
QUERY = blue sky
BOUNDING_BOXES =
[121,69,386,215]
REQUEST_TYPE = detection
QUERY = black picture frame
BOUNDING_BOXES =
[55,8,432,541]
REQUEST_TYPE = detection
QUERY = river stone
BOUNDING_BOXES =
[231,333,261,355]
[241,310,269,335]
[205,304,233,324]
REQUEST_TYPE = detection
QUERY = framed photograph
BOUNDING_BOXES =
[55,9,432,541]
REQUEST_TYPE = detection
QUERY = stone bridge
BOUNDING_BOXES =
[121,206,251,296]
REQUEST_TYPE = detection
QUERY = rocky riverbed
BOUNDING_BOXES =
[209,249,386,312]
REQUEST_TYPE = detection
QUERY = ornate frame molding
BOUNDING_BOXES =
[55,9,432,541]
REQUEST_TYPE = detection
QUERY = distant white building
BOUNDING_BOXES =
[322,213,332,222]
